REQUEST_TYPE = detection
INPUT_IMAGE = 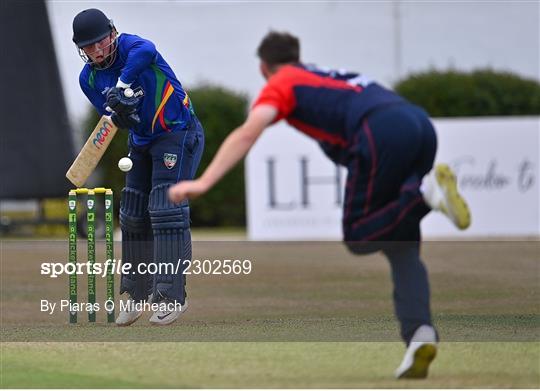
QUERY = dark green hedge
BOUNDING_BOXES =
[83,84,248,227]
[188,86,248,227]
[394,69,540,117]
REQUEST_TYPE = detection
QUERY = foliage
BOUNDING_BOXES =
[394,69,540,117]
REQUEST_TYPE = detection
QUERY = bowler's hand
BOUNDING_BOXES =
[168,179,209,203]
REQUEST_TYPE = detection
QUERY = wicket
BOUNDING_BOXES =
[68,187,115,323]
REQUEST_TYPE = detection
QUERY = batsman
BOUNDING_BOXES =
[73,8,204,326]
[169,32,471,378]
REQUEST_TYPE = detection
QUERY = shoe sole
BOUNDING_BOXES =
[149,304,188,326]
[397,343,437,379]
[149,315,180,326]
[435,164,471,230]
[116,311,143,327]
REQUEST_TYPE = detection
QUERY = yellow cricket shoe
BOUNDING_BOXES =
[434,163,471,230]
[395,325,438,379]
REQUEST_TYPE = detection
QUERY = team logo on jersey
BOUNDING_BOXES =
[163,153,177,169]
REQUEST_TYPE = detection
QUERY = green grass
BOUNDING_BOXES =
[1,240,538,387]
[1,342,539,388]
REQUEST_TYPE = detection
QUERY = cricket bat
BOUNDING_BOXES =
[66,115,118,188]
[66,87,143,187]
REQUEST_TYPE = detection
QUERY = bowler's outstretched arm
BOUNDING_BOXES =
[168,105,277,202]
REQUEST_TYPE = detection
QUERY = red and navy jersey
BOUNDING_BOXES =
[253,63,404,164]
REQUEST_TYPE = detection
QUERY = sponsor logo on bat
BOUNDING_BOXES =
[92,120,114,149]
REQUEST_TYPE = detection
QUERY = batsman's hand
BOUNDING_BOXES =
[111,110,140,129]
[168,179,209,203]
[105,87,142,115]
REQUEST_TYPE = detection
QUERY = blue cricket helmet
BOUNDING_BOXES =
[72,8,114,48]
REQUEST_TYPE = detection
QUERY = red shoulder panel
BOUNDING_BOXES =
[253,65,361,123]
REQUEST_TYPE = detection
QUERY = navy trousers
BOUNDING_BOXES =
[343,103,437,344]
[121,118,204,302]
[126,119,205,191]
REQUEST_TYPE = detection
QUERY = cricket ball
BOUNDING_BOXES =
[118,157,133,172]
